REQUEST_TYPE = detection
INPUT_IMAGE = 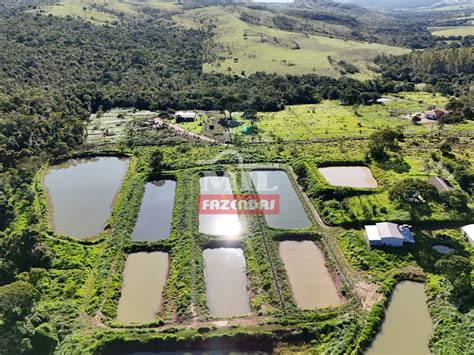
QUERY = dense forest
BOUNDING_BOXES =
[0,11,413,169]
[376,47,474,122]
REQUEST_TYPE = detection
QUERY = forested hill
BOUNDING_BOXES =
[376,47,474,94]
[0,12,411,169]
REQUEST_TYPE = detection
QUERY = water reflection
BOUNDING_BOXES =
[199,176,244,238]
[132,180,176,241]
[250,170,310,229]
[44,157,129,238]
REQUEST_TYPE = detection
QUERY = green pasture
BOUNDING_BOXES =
[231,92,469,142]
[36,0,179,24]
[429,25,474,37]
[174,6,409,79]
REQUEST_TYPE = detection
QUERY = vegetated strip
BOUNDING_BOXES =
[244,169,287,316]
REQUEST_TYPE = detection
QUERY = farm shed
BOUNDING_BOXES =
[175,111,197,122]
[364,222,414,247]
[461,224,474,246]
[427,176,453,193]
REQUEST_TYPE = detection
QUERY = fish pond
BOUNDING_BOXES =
[366,281,432,355]
[279,241,341,309]
[132,180,176,241]
[43,157,129,238]
[250,170,310,229]
[199,175,245,238]
[318,166,378,188]
[116,252,169,324]
[432,244,454,254]
[203,248,251,318]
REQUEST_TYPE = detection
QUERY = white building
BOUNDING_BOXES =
[461,224,474,246]
[364,222,414,247]
[175,111,197,122]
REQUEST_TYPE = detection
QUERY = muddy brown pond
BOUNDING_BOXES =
[44,157,129,238]
[279,241,340,309]
[116,252,168,324]
[132,180,176,241]
[199,176,244,238]
[250,170,310,229]
[203,248,251,318]
[366,281,432,355]
[318,166,378,188]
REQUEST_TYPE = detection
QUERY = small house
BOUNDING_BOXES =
[175,111,197,122]
[364,222,414,247]
[428,176,453,193]
[461,224,474,246]
[425,109,448,120]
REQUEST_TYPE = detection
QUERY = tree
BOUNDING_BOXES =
[435,255,472,305]
[149,150,163,174]
[0,228,52,285]
[0,281,39,326]
[0,281,40,353]
[218,95,239,119]
[389,178,438,221]
[441,189,470,212]
[368,128,402,159]
[242,109,258,126]
[0,190,15,230]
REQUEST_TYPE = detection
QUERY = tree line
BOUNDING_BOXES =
[0,12,409,169]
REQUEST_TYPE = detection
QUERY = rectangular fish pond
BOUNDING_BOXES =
[116,252,169,324]
[199,175,245,238]
[203,248,251,318]
[132,180,176,241]
[318,166,378,188]
[43,157,129,238]
[279,240,341,309]
[250,170,310,229]
[366,281,432,355]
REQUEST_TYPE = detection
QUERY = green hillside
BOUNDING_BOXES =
[175,6,409,78]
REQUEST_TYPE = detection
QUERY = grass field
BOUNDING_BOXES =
[429,25,474,37]
[37,0,179,24]
[174,6,409,79]
[231,92,474,142]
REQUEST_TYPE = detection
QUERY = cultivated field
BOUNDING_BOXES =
[86,108,156,144]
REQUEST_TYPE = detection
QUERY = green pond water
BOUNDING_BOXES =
[366,281,432,355]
